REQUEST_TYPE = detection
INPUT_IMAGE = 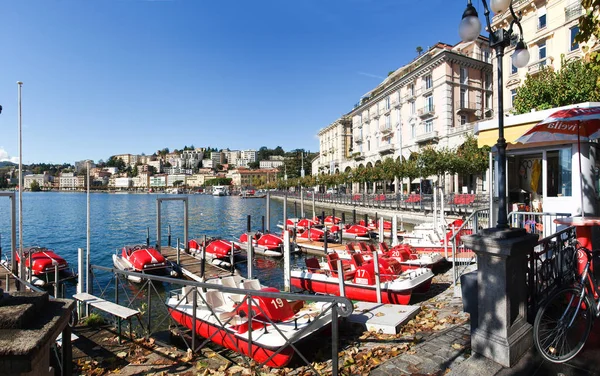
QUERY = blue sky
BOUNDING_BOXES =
[0,0,475,165]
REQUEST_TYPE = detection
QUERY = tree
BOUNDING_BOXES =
[247,161,260,169]
[106,156,126,170]
[416,46,423,56]
[513,57,600,114]
[575,1,600,85]
[30,180,41,192]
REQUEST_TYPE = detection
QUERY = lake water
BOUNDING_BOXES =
[0,192,369,294]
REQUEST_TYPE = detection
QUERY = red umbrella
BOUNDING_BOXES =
[515,107,600,217]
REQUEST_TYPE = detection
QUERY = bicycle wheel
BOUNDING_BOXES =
[533,287,593,363]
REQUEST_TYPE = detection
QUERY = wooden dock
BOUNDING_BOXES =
[160,246,238,282]
[294,239,346,256]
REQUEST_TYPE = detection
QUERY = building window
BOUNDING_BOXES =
[539,41,547,65]
[424,75,432,90]
[538,7,547,29]
[385,115,391,128]
[460,115,467,125]
[385,96,390,109]
[408,84,414,96]
[367,140,371,151]
[460,67,468,84]
[483,49,490,63]
[411,123,416,138]
[570,26,580,51]
[425,119,433,133]
[511,57,518,74]
[411,101,416,114]
[425,95,434,112]
[547,149,572,197]
[485,72,492,90]
[460,88,467,107]
[486,92,493,109]
[511,89,517,107]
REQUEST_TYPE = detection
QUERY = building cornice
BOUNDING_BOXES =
[347,50,492,117]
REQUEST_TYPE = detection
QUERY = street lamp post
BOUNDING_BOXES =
[17,81,25,287]
[459,0,529,228]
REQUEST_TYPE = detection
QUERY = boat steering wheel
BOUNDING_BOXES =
[133,245,142,251]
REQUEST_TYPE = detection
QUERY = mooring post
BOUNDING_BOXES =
[146,227,150,247]
[247,215,253,280]
[261,216,265,233]
[364,213,368,227]
[54,264,59,298]
[283,192,288,231]
[283,231,291,292]
[353,209,356,225]
[168,225,172,247]
[332,209,336,225]
[147,282,152,335]
[156,200,162,252]
[379,217,384,243]
[323,225,328,254]
[176,238,180,265]
[192,288,197,351]
[294,201,297,218]
[115,273,122,343]
[392,215,399,247]
[201,235,207,281]
[337,259,345,297]
[266,191,271,232]
[321,211,325,225]
[77,248,84,318]
[5,274,9,292]
[373,250,382,303]
[230,242,235,275]
[300,188,304,218]
[312,191,316,219]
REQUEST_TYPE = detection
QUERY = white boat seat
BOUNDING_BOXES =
[220,276,245,303]
[242,279,261,290]
[205,290,237,321]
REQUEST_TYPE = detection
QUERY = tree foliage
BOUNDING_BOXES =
[575,1,600,84]
[513,57,600,114]
[30,180,41,192]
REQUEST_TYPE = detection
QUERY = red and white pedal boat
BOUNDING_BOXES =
[378,243,445,271]
[329,224,373,240]
[187,238,244,268]
[166,275,332,368]
[277,218,320,231]
[14,246,76,287]
[291,253,433,304]
[113,244,178,283]
[235,232,284,257]
[400,220,475,262]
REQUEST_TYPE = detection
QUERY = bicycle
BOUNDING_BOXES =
[533,246,599,363]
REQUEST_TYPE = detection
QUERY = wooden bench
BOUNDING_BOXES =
[73,292,142,340]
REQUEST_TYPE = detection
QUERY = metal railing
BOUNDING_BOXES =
[449,208,490,294]
[273,191,489,216]
[507,211,572,240]
[86,265,353,375]
[527,226,578,322]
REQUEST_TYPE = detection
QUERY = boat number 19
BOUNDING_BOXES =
[270,298,285,309]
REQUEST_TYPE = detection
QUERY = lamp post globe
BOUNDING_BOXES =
[490,0,511,14]
[512,41,531,68]
[459,3,481,43]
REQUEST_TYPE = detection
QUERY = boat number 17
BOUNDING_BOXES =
[270,298,285,309]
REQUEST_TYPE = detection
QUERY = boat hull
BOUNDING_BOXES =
[168,308,293,367]
[290,269,433,305]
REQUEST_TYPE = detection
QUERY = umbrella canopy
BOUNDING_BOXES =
[515,107,600,218]
[516,107,600,144]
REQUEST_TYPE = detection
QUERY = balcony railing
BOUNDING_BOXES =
[455,101,478,112]
[379,123,393,133]
[354,136,363,144]
[378,143,395,155]
[565,3,583,22]
[421,84,433,95]
[417,105,435,118]
[391,98,399,108]
[528,57,552,74]
[414,130,439,144]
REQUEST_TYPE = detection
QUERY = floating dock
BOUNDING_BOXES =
[161,246,238,282]
[294,239,347,256]
[347,302,421,334]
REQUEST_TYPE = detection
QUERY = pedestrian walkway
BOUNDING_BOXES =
[370,277,600,376]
